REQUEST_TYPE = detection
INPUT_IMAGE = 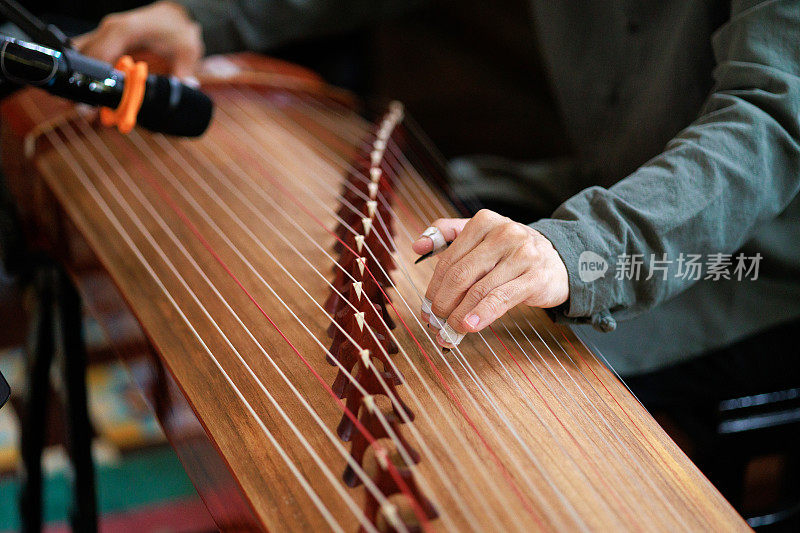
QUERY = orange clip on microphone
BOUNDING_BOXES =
[100,55,148,134]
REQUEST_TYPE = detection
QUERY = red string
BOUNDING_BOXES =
[239,149,545,525]
[489,326,639,528]
[368,273,543,524]
[556,329,691,491]
[107,133,433,530]
[142,110,544,525]
[558,330,650,440]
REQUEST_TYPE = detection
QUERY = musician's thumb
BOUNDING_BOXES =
[172,57,199,80]
[171,39,204,79]
[72,31,127,64]
[412,218,468,255]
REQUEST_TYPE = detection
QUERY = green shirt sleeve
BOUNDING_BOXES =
[531,0,800,329]
[175,0,426,55]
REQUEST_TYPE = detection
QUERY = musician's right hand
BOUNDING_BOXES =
[413,210,569,349]
[72,1,204,79]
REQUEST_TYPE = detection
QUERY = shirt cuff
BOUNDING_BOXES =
[529,218,618,332]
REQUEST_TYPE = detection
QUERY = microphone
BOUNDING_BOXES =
[0,34,213,137]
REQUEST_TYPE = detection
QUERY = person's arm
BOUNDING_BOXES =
[415,0,800,346]
[73,0,425,77]
[73,2,204,77]
[176,0,426,55]
[530,0,800,327]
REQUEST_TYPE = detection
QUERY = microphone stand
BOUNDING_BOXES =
[0,367,8,408]
[0,4,97,532]
[0,0,71,53]
[0,0,73,99]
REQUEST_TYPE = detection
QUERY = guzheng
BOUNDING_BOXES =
[0,54,749,532]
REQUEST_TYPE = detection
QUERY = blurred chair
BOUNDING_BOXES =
[706,387,800,531]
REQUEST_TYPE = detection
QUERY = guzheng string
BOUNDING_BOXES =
[25,96,456,532]
[20,100,368,533]
[216,89,648,528]
[503,316,688,526]
[218,86,656,523]
[198,83,692,528]
[240,86,697,526]
[356,103,701,524]
[398,159,704,526]
[300,88,653,453]
[65,108,467,531]
[16,79,713,530]
[83,115,468,528]
[79,120,436,531]
[225,87,646,517]
[142,89,568,524]
[301,110,649,528]
[116,127,457,530]
[32,91,524,532]
[303,89,714,526]
[203,101,563,528]
[211,94,592,528]
[86,121,435,531]
[142,132,496,529]
[373,143,700,525]
[138,97,515,528]
[346,100,697,524]
[579,337,648,406]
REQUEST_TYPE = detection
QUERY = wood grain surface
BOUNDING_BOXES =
[0,55,750,532]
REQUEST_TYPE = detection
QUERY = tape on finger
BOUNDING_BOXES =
[421,297,464,347]
[439,323,465,347]
[421,298,446,329]
[421,226,447,254]
[421,297,433,315]
[428,313,446,330]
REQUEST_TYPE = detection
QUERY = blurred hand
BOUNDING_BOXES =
[72,1,203,78]
[412,209,569,348]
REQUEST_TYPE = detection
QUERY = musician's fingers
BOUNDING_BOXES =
[426,223,570,345]
[70,32,93,52]
[172,39,204,78]
[423,210,507,320]
[411,218,468,255]
[428,242,509,320]
[436,276,531,348]
[440,210,507,265]
[73,2,202,77]
[74,30,130,63]
[75,8,148,61]
[442,254,529,331]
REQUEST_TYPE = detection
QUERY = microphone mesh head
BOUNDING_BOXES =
[137,76,214,137]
